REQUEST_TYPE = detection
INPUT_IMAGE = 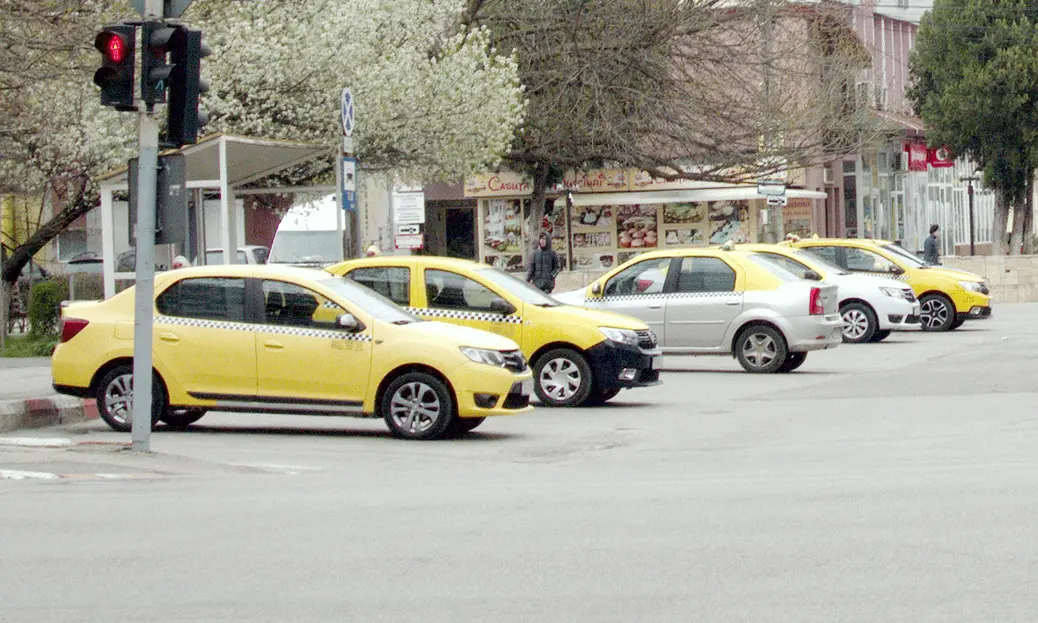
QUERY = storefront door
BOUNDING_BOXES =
[445,208,476,259]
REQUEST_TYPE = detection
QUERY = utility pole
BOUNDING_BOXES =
[960,171,981,256]
[759,0,782,243]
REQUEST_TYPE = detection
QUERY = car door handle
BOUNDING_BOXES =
[647,303,663,309]
[725,300,741,306]
[159,332,180,343]
[263,340,284,350]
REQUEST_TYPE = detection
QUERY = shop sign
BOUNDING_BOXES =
[559,168,629,193]
[464,171,532,197]
[928,146,955,168]
[393,191,425,225]
[904,141,928,172]
[783,198,813,236]
[394,234,424,250]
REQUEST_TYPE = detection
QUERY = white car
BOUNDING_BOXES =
[555,248,844,374]
[739,245,920,343]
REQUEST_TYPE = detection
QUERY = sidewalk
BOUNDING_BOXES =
[0,357,97,433]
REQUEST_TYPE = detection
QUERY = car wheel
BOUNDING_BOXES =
[919,294,955,332]
[869,329,892,343]
[950,314,967,330]
[448,416,486,435]
[840,302,877,343]
[735,325,788,374]
[96,365,166,433]
[533,348,594,407]
[584,386,621,406]
[160,409,206,430]
[778,352,807,372]
[381,372,454,440]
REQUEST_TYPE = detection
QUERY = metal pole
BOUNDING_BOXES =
[131,0,164,453]
[968,181,976,256]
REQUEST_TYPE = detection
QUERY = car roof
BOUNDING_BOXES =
[336,256,489,271]
[156,263,332,283]
[795,238,894,246]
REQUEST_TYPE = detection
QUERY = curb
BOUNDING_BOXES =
[0,396,98,434]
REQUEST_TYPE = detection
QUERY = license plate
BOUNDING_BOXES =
[912,305,921,314]
[520,379,534,395]
[651,356,663,370]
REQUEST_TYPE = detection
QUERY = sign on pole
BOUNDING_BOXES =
[341,156,357,212]
[393,191,426,225]
[766,195,787,208]
[341,87,355,155]
[133,0,194,18]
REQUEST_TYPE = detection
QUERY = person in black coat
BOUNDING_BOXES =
[526,233,561,293]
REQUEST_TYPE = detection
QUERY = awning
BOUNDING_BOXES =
[874,110,925,134]
[563,187,827,207]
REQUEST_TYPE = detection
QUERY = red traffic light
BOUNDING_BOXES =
[96,32,129,63]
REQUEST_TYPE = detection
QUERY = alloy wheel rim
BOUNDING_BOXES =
[104,373,134,425]
[742,333,777,368]
[843,309,869,339]
[539,358,581,401]
[921,299,949,328]
[390,382,441,434]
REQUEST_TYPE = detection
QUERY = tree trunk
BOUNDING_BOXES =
[0,279,8,353]
[1010,201,1026,256]
[992,191,1009,255]
[525,162,551,266]
[1023,175,1035,255]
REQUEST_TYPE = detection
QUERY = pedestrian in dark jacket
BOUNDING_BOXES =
[526,233,561,293]
[923,224,941,265]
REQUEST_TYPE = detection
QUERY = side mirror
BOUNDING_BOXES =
[337,313,362,332]
[889,264,905,275]
[803,270,823,281]
[489,298,516,316]
[590,282,602,296]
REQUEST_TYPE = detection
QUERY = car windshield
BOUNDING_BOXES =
[881,243,928,268]
[316,278,419,325]
[269,232,341,265]
[743,254,802,282]
[475,267,561,307]
[790,249,849,275]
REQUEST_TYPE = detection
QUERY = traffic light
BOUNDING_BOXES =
[93,25,136,111]
[141,21,178,105]
[166,26,211,147]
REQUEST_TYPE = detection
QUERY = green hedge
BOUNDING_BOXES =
[28,278,69,338]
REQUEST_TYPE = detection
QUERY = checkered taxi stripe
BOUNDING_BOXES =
[594,291,734,303]
[406,307,523,324]
[864,272,910,282]
[155,315,373,341]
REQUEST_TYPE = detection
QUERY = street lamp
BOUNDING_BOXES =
[959,170,982,256]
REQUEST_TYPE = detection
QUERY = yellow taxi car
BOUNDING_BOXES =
[51,264,533,440]
[326,257,663,407]
[785,238,991,332]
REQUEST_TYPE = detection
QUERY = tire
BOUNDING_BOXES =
[869,329,892,343]
[950,314,967,330]
[95,365,166,433]
[919,294,955,332]
[585,386,621,406]
[533,348,594,407]
[840,302,878,344]
[448,416,486,435]
[381,372,455,440]
[735,325,788,374]
[160,409,206,430]
[778,352,807,372]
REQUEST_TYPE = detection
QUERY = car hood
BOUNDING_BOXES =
[553,288,586,305]
[543,301,649,331]
[927,267,984,282]
[398,319,521,351]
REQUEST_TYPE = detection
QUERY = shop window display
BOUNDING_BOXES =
[482,198,568,273]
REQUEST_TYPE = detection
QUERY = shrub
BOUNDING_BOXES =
[28,278,69,338]
[2,334,58,357]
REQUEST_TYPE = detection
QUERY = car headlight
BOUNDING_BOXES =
[599,327,640,348]
[880,287,905,299]
[958,281,983,293]
[459,347,508,368]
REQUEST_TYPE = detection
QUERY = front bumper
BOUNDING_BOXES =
[965,305,993,319]
[876,298,922,331]
[787,314,844,352]
[454,363,534,418]
[585,340,663,391]
[955,291,992,315]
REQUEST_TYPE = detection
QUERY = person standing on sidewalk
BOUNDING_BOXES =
[923,224,941,265]
[526,233,560,293]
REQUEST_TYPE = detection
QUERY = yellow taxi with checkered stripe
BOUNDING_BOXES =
[784,238,992,332]
[325,257,663,408]
[51,264,533,440]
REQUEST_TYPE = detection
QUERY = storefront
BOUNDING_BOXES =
[465,168,826,278]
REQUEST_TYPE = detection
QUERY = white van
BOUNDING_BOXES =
[268,194,343,267]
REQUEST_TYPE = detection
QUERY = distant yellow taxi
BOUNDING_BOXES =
[785,238,991,331]
[52,265,533,440]
[326,257,663,407]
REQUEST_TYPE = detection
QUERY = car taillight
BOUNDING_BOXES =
[809,287,824,316]
[60,318,89,343]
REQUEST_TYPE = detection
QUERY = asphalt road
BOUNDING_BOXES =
[2,305,1038,622]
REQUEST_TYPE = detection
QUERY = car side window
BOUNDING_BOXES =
[424,269,499,312]
[262,281,346,330]
[252,248,269,265]
[348,267,411,306]
[156,278,246,322]
[802,246,840,267]
[603,258,671,296]
[758,253,809,278]
[845,248,898,273]
[675,257,736,293]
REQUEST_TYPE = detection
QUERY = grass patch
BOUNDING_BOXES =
[2,334,58,358]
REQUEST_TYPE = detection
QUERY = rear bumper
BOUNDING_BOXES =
[787,314,844,352]
[585,341,663,390]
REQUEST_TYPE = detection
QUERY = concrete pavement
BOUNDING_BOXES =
[1,305,1037,621]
